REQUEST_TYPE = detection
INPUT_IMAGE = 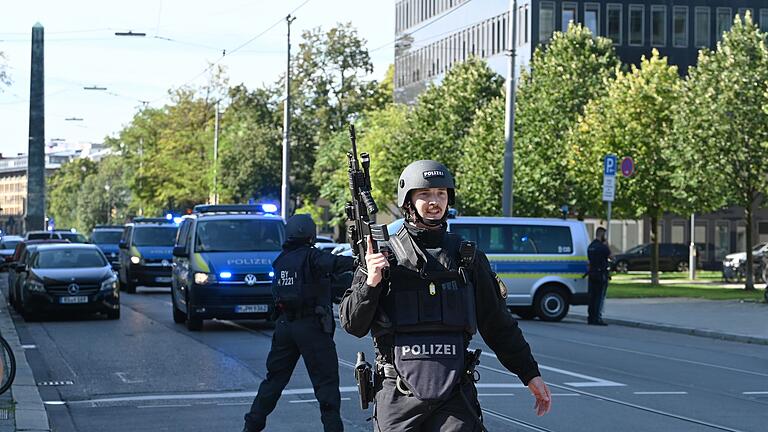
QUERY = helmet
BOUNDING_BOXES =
[285,214,316,242]
[397,160,455,208]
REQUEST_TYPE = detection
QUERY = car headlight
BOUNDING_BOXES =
[194,272,216,285]
[27,280,45,293]
[100,276,118,291]
[130,256,141,265]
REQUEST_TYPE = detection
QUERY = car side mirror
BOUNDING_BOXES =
[118,240,127,249]
[172,246,187,257]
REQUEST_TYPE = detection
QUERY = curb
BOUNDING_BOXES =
[0,290,50,432]
[568,312,768,346]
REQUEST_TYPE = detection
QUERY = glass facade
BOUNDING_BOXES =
[651,6,667,47]
[673,6,689,48]
[717,7,732,40]
[607,4,623,45]
[540,1,556,42]
[585,3,600,36]
[629,4,644,46]
[695,7,711,48]
[562,2,577,31]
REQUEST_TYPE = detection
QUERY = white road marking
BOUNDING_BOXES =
[633,391,688,395]
[43,401,66,405]
[477,393,516,397]
[479,351,625,387]
[61,387,361,405]
[289,398,351,404]
[137,404,191,409]
[743,391,768,395]
[21,344,37,349]
[115,372,144,384]
[217,402,251,406]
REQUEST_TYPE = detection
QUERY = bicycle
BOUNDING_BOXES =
[0,333,16,395]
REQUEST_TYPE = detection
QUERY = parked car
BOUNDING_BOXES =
[16,243,119,320]
[0,235,23,266]
[612,243,695,273]
[24,230,88,243]
[7,239,70,310]
[723,243,768,283]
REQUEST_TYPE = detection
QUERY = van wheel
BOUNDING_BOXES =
[533,285,570,322]
[172,292,186,324]
[106,309,120,320]
[186,314,203,331]
[676,261,689,273]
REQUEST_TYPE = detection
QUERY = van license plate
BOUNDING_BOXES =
[155,277,172,283]
[60,296,88,304]
[235,305,268,313]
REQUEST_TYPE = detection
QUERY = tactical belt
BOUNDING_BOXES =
[279,305,318,321]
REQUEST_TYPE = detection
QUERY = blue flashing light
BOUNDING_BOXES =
[173,217,184,224]
[521,236,529,242]
[261,203,278,214]
[165,213,173,220]
[268,271,275,278]
[219,271,232,279]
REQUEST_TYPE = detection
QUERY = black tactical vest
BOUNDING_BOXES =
[271,247,326,310]
[375,226,477,402]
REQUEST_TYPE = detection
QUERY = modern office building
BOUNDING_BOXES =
[394,0,768,267]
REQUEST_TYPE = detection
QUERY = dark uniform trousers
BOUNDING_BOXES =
[587,272,608,323]
[374,378,482,432]
[244,314,343,432]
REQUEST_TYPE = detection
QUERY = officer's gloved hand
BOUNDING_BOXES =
[364,236,389,287]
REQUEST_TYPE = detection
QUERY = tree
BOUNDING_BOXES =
[47,158,98,230]
[74,156,132,232]
[514,24,620,217]
[570,50,683,285]
[673,14,768,290]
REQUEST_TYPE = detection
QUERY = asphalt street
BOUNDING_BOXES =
[3,277,767,432]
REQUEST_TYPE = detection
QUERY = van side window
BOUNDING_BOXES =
[122,227,133,246]
[176,219,192,249]
[453,224,573,254]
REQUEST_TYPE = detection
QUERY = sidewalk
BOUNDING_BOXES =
[569,298,768,345]
[0,290,50,432]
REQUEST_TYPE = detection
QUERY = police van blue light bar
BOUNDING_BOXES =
[193,204,279,215]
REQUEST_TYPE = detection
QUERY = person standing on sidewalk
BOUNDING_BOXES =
[243,214,355,432]
[587,227,612,325]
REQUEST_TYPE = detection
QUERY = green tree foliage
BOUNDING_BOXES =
[292,23,386,202]
[514,24,620,217]
[673,14,768,290]
[218,84,282,203]
[74,156,132,232]
[571,50,683,284]
[405,58,504,179]
[47,158,97,230]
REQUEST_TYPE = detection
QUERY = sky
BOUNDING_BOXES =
[0,0,396,157]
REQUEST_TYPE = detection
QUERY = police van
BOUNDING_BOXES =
[388,216,589,321]
[170,204,284,331]
[118,218,179,293]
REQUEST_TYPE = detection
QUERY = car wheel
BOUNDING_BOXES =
[20,297,39,322]
[676,261,689,273]
[533,285,570,322]
[172,292,186,324]
[106,309,120,320]
[186,312,203,331]
[615,261,629,274]
[121,279,137,294]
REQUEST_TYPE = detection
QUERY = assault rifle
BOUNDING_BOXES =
[345,124,389,279]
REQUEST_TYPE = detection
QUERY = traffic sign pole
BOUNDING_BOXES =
[602,155,617,242]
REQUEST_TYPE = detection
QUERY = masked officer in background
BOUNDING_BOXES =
[587,227,611,326]
[340,160,552,431]
[243,214,355,432]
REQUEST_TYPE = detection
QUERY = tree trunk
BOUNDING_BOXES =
[651,215,660,285]
[745,204,755,291]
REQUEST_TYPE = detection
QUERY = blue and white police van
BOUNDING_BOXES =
[118,218,179,293]
[170,204,284,331]
[388,215,590,321]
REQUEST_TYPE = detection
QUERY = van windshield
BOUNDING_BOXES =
[91,231,123,244]
[195,219,284,252]
[133,227,178,246]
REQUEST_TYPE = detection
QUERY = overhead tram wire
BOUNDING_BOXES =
[148,0,313,105]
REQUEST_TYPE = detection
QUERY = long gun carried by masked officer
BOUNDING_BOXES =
[346,124,389,410]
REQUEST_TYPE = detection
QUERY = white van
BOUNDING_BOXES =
[388,216,590,322]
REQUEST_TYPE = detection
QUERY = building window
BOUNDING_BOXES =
[651,5,667,47]
[607,4,623,45]
[562,2,577,31]
[762,9,768,33]
[539,1,555,42]
[524,4,529,44]
[585,3,600,36]
[695,7,711,48]
[628,4,644,46]
[717,8,732,40]
[673,6,688,48]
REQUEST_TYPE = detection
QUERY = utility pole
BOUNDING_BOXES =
[213,100,220,205]
[502,0,518,217]
[281,14,296,220]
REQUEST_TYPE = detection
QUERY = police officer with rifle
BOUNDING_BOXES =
[243,214,354,432]
[340,151,552,431]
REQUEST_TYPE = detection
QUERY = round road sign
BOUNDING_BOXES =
[621,157,635,177]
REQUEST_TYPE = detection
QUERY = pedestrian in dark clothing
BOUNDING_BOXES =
[587,227,612,326]
[243,214,355,432]
[340,160,552,432]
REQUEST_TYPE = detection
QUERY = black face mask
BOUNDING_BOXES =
[404,220,446,248]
